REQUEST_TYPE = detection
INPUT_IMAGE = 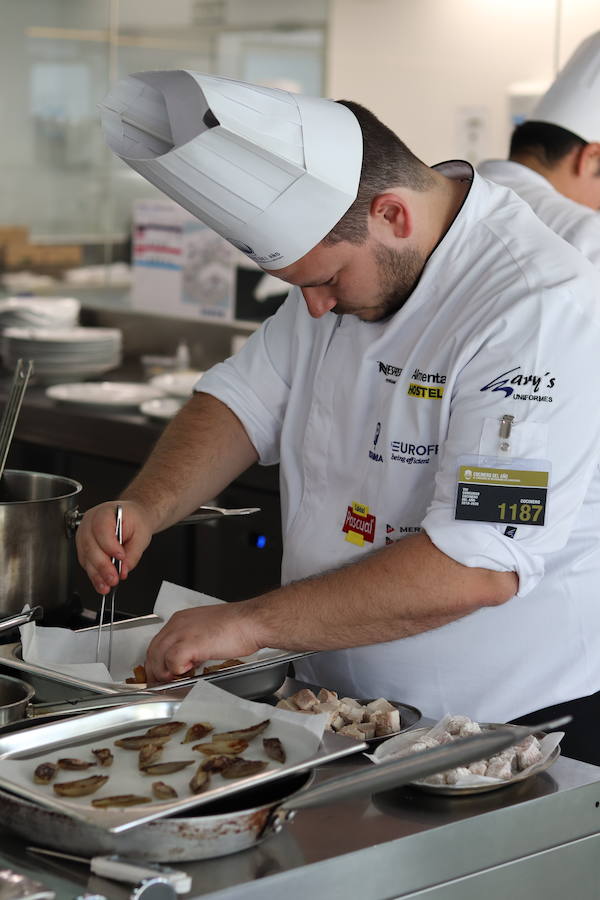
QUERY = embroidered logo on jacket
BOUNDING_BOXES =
[480,366,556,402]
[407,367,446,399]
[377,361,403,384]
[342,502,376,546]
[369,422,384,462]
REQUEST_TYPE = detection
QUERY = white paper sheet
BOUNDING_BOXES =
[0,679,328,829]
[19,581,283,686]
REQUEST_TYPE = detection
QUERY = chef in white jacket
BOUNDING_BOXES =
[79,72,600,763]
[479,31,600,268]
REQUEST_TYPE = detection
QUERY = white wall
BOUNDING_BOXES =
[327,0,600,164]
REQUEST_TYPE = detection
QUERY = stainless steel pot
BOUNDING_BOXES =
[0,469,82,617]
[0,673,35,725]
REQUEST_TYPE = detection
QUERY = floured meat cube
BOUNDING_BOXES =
[337,723,367,740]
[468,760,488,776]
[290,689,319,710]
[372,709,401,737]
[444,767,471,785]
[317,688,338,704]
[423,772,446,785]
[356,722,376,739]
[516,740,543,771]
[365,698,396,716]
[275,698,298,712]
[485,756,513,780]
[341,705,366,724]
[458,721,482,738]
[446,715,472,735]
[437,730,455,745]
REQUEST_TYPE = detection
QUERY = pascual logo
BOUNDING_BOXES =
[377,360,403,384]
[407,367,446,400]
[480,367,556,402]
[390,440,439,464]
[342,501,376,546]
[369,422,384,462]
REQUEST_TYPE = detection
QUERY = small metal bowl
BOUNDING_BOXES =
[0,673,35,726]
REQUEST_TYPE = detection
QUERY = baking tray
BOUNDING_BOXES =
[0,698,365,833]
[0,615,315,702]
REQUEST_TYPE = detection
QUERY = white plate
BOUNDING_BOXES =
[4,327,121,343]
[140,396,185,421]
[149,371,204,398]
[46,382,164,409]
[373,724,561,795]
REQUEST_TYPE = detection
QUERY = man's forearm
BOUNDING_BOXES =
[121,391,259,532]
[246,533,518,651]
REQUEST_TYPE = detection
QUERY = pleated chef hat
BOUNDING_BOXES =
[100,70,363,269]
[531,32,600,142]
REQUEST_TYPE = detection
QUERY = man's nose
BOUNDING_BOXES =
[301,286,336,318]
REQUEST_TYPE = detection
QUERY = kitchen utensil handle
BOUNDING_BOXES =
[281,717,571,812]
[65,505,261,534]
[0,605,43,634]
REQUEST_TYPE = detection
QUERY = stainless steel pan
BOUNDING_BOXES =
[0,716,569,862]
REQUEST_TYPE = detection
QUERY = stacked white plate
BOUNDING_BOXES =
[0,297,80,330]
[149,370,204,398]
[2,327,122,384]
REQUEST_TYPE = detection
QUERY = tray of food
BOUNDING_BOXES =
[0,611,315,701]
[369,714,563,795]
[275,683,422,745]
[0,680,365,832]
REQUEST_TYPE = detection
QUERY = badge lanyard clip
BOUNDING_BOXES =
[497,414,514,459]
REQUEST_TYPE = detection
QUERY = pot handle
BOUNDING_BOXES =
[64,506,260,535]
[0,605,43,635]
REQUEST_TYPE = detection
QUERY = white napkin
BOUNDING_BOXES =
[19,581,281,687]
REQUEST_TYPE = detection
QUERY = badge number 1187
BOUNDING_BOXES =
[455,465,549,526]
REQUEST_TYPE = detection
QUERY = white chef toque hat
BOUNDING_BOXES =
[100,71,363,269]
[531,31,600,143]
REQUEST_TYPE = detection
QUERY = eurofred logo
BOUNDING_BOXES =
[342,501,376,546]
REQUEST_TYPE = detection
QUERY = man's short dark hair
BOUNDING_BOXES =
[509,121,587,167]
[323,101,434,246]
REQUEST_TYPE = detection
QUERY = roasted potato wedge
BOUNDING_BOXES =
[92,794,151,808]
[92,748,114,767]
[114,735,171,750]
[34,762,57,784]
[192,738,248,757]
[220,758,268,779]
[53,775,109,797]
[138,742,164,770]
[263,737,286,763]
[181,722,214,743]
[189,766,210,794]
[212,719,270,742]
[145,721,185,738]
[141,760,195,776]
[152,781,178,800]
[57,758,97,771]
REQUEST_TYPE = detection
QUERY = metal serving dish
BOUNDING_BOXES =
[0,615,314,702]
[0,698,364,833]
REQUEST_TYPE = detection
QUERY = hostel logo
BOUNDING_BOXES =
[407,367,446,400]
[480,367,556,402]
[342,501,376,546]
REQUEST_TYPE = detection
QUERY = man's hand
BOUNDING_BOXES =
[144,603,262,683]
[75,500,153,595]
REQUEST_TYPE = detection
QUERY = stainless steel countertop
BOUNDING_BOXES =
[0,718,599,899]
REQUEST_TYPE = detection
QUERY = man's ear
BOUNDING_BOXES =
[369,193,412,241]
[574,142,600,177]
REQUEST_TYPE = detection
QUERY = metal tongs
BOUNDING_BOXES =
[0,358,33,482]
[95,504,123,671]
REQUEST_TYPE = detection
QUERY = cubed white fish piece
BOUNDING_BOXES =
[317,688,338,704]
[446,715,472,735]
[444,766,471,784]
[365,698,396,715]
[291,688,320,710]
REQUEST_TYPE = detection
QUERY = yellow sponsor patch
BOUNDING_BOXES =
[407,382,444,399]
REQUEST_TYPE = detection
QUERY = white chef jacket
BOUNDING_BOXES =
[478,159,600,270]
[198,162,600,722]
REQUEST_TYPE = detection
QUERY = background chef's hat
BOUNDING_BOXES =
[100,71,362,269]
[530,31,600,142]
